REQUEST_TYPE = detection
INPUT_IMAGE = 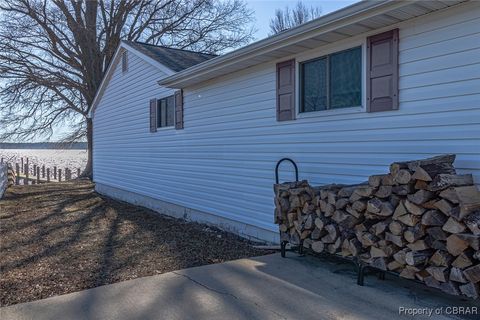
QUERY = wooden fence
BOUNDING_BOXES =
[0,163,8,198]
[0,157,82,186]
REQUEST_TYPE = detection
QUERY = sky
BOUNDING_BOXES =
[246,0,360,40]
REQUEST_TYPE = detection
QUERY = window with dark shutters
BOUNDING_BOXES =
[366,29,399,112]
[276,59,295,121]
[149,98,157,132]
[175,90,183,129]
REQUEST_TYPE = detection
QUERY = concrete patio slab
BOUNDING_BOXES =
[1,253,478,320]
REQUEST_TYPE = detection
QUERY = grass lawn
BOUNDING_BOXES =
[0,181,268,306]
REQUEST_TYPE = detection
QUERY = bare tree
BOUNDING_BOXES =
[269,1,321,35]
[0,0,254,177]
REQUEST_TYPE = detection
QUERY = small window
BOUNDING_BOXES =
[122,51,128,73]
[300,46,361,112]
[157,95,175,128]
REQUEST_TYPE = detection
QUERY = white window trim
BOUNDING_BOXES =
[155,93,176,130]
[295,39,367,119]
[155,125,175,132]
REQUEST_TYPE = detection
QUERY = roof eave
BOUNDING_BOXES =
[159,0,468,88]
[88,41,176,117]
[158,0,401,88]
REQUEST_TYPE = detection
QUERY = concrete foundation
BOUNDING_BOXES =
[95,182,279,244]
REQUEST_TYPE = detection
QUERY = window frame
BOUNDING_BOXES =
[156,94,176,129]
[299,46,362,113]
[296,41,366,118]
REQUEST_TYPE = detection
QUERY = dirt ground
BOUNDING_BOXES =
[0,181,269,306]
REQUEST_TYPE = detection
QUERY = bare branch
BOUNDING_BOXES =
[269,1,322,35]
[0,0,254,176]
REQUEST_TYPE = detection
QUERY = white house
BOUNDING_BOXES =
[89,0,480,243]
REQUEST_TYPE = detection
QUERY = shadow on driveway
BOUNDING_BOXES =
[1,254,478,320]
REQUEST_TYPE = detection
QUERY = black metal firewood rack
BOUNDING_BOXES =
[275,158,386,286]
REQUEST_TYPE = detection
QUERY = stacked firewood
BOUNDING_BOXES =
[274,154,480,299]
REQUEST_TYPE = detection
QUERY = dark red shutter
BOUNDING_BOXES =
[175,90,183,129]
[150,98,157,132]
[366,29,399,112]
[276,59,295,121]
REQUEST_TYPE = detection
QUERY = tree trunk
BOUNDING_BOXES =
[81,117,93,179]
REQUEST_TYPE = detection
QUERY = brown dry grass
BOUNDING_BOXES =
[0,181,268,306]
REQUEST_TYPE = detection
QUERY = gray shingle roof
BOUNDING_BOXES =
[124,41,217,72]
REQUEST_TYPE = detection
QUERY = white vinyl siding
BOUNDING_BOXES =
[93,1,480,241]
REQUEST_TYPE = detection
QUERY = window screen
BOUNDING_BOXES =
[157,95,175,128]
[301,46,361,112]
[330,47,362,109]
[301,58,327,112]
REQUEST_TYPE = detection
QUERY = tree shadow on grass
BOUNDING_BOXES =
[0,181,265,307]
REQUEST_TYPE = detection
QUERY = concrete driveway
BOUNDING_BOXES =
[1,253,478,320]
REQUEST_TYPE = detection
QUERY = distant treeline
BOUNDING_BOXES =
[0,142,87,150]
